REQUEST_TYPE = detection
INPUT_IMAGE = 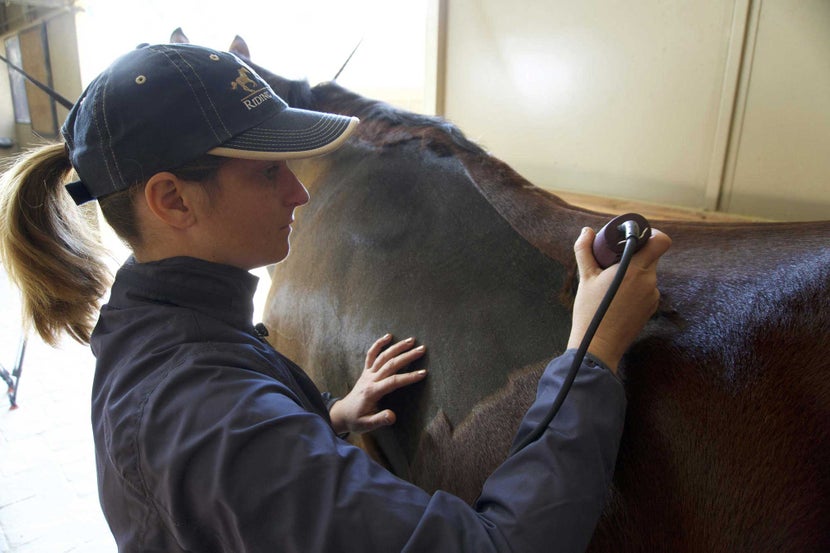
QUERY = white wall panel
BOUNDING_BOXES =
[722,0,830,221]
[443,0,829,220]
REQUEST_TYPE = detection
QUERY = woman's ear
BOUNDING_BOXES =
[143,172,198,229]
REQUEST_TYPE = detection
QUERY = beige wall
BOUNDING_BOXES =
[721,0,830,221]
[46,11,81,130]
[442,0,829,221]
[0,42,13,147]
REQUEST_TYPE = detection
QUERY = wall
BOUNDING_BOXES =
[45,11,80,133]
[0,9,81,160]
[0,43,13,148]
[720,0,830,221]
[442,0,829,221]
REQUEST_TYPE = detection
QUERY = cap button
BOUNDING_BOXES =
[135,75,147,85]
[209,54,220,61]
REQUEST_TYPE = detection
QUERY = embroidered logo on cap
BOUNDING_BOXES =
[230,67,273,111]
[230,68,258,93]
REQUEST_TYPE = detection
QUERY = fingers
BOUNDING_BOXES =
[373,367,428,397]
[356,409,397,433]
[633,228,672,270]
[365,333,393,369]
[573,227,600,281]
[368,336,426,374]
[378,344,426,377]
[364,335,427,399]
[574,225,672,274]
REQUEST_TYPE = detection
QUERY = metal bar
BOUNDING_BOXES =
[1,335,26,409]
[333,38,363,82]
[0,49,74,109]
[4,0,71,8]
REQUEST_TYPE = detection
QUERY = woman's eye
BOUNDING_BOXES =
[264,164,281,179]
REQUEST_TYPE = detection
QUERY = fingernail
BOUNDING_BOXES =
[384,333,392,339]
[580,227,590,236]
[417,369,427,375]
[416,345,426,352]
[406,337,415,344]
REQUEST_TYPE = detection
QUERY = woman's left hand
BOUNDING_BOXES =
[329,334,428,435]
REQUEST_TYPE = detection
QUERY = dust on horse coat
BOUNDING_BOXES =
[231,51,830,551]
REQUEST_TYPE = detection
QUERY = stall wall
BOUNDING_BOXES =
[0,9,80,159]
[0,49,13,145]
[442,0,829,221]
[721,0,830,221]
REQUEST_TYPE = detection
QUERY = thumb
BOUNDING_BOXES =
[360,410,396,433]
[574,227,600,280]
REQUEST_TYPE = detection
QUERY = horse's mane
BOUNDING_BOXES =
[311,81,487,157]
[218,32,484,158]
[279,77,315,112]
[246,54,486,158]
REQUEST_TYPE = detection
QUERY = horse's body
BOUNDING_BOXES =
[235,54,830,551]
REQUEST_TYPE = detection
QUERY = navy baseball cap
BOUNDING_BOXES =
[61,43,359,205]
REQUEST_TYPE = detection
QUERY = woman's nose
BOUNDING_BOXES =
[287,169,310,207]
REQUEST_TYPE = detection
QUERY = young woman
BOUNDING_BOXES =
[0,43,670,552]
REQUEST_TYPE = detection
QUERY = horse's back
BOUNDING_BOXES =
[589,221,830,552]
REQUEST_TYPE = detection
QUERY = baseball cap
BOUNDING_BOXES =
[61,43,359,205]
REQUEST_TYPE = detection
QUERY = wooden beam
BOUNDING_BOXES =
[554,189,765,222]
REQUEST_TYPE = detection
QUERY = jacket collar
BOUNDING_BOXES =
[109,256,261,330]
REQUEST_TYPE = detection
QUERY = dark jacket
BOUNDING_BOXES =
[91,256,626,552]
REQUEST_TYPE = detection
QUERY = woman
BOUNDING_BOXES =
[0,43,670,552]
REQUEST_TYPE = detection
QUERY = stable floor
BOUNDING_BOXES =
[0,274,114,552]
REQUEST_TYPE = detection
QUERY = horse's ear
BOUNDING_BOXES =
[229,35,251,60]
[170,27,189,44]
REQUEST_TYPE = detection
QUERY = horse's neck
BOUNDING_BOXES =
[248,60,314,109]
[310,82,603,264]
[458,151,605,265]
[312,82,375,118]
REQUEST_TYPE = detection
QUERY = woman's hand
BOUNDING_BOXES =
[567,226,672,372]
[329,334,428,435]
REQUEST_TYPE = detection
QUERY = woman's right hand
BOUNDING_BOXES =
[567,226,672,372]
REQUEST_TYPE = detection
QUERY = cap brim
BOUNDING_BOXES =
[209,107,359,160]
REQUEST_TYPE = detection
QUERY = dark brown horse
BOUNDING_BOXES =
[190,33,829,551]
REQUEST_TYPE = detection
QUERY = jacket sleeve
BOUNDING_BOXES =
[400,351,626,552]
[150,349,626,553]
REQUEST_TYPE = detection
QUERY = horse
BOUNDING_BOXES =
[177,32,830,551]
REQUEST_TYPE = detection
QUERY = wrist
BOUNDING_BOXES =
[567,333,620,374]
[328,400,349,435]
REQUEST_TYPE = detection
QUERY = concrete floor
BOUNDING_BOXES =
[0,271,115,552]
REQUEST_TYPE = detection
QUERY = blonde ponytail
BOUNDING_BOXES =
[0,143,111,346]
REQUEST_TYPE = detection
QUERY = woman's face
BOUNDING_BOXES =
[195,158,310,270]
